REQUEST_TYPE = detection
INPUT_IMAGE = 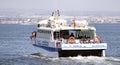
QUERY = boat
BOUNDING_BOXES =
[30,10,107,57]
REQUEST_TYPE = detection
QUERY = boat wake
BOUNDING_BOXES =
[23,53,120,65]
[106,57,120,62]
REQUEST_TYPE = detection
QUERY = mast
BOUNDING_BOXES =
[53,0,60,19]
[52,10,60,20]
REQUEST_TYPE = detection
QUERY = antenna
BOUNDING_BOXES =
[52,10,60,19]
[51,0,60,19]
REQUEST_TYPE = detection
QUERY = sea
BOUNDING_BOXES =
[0,23,120,65]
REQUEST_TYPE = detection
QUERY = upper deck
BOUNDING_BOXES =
[37,10,96,31]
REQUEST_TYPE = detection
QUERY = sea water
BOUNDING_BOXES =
[0,24,120,65]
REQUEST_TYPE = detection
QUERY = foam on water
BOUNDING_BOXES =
[22,54,120,65]
[106,57,120,62]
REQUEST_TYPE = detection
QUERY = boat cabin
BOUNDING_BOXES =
[53,28,95,44]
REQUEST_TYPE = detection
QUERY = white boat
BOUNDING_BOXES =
[30,10,107,57]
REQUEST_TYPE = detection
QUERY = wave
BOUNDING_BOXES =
[23,54,120,65]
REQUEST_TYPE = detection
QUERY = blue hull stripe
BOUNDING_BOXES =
[33,44,61,52]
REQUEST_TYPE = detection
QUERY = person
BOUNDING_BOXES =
[70,33,74,37]
[59,35,65,43]
[68,33,75,43]
[93,35,101,43]
[30,31,36,40]
[72,17,76,27]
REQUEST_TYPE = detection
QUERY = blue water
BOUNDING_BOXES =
[0,24,120,65]
[93,23,120,57]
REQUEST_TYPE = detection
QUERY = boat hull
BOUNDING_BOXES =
[33,44,59,57]
[33,43,107,57]
[59,50,104,57]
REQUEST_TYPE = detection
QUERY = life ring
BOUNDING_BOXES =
[68,36,75,43]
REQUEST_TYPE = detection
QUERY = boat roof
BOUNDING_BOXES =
[38,26,96,31]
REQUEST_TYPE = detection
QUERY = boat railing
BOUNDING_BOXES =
[56,38,102,44]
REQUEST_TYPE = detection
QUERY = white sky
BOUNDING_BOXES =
[0,0,120,11]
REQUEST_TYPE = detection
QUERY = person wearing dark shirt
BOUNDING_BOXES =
[70,33,74,37]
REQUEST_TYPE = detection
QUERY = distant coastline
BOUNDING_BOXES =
[0,15,120,24]
[0,9,120,24]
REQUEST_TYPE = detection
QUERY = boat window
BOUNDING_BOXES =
[54,30,69,40]
[59,30,94,40]
[76,30,94,39]
[37,30,51,39]
[60,30,69,39]
[54,31,60,40]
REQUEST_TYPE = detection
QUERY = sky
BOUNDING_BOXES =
[0,0,120,12]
